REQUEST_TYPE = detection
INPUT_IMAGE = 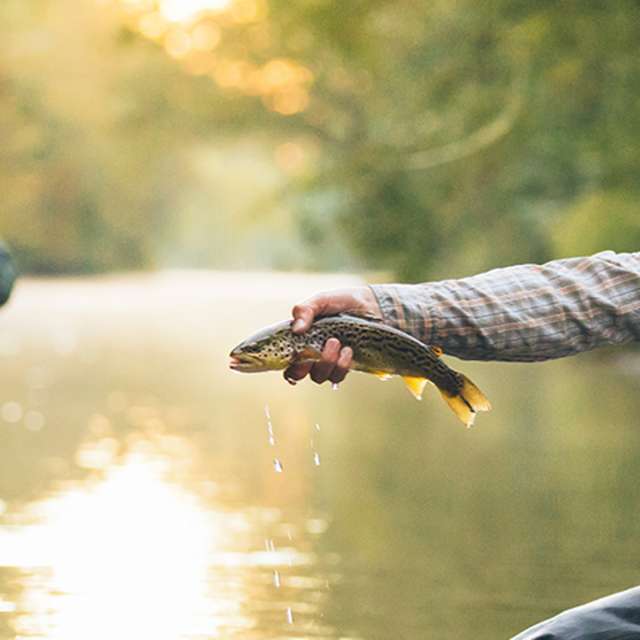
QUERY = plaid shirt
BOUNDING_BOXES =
[370,251,640,362]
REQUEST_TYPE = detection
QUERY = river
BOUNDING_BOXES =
[0,272,639,640]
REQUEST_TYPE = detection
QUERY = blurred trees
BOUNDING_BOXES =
[0,0,639,278]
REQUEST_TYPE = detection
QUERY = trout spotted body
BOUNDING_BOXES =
[230,315,491,427]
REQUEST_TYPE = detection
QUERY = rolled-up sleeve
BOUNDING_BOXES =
[370,251,640,362]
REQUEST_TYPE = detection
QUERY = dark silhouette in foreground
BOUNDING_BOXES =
[0,242,16,307]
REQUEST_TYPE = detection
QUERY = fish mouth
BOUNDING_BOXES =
[229,351,265,372]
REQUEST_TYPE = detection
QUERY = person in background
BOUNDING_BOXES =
[0,241,16,308]
[285,249,640,640]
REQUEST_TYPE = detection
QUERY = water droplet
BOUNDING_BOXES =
[331,383,339,391]
[313,452,321,466]
[265,539,276,552]
[273,458,283,473]
[286,527,293,541]
[264,404,271,420]
[314,423,321,431]
[268,435,275,446]
[273,570,281,588]
[286,607,294,624]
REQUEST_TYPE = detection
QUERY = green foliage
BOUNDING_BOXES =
[1,0,639,277]
[282,0,640,279]
[552,191,640,258]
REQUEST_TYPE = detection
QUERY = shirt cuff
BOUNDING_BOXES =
[368,283,435,346]
[368,284,399,325]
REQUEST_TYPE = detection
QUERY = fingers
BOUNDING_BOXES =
[283,361,312,385]
[291,286,383,335]
[311,343,352,385]
[291,292,339,333]
[310,338,341,383]
[288,288,368,384]
[283,340,353,386]
[291,302,316,333]
[329,346,352,384]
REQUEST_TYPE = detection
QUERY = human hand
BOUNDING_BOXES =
[284,286,382,385]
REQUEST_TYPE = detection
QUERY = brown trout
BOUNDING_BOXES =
[229,314,490,427]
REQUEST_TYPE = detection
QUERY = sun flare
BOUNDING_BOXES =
[160,0,231,23]
[11,458,244,640]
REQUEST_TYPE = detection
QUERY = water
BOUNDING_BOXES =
[1,401,22,423]
[1,272,640,640]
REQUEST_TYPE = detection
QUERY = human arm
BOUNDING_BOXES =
[371,250,640,362]
[285,250,640,383]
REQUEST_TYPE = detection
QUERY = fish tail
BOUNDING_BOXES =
[438,374,491,428]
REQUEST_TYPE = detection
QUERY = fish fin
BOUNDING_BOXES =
[431,345,443,357]
[371,370,393,381]
[460,374,492,412]
[402,376,428,400]
[439,374,491,428]
[294,346,322,362]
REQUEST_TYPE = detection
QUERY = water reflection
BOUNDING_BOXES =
[14,456,226,639]
[2,273,640,640]
[0,429,331,640]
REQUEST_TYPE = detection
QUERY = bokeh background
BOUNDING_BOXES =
[1,2,640,640]
[2,0,640,278]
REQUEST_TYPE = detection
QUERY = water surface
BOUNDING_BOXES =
[1,273,639,640]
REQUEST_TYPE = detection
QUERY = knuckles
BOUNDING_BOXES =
[292,302,313,319]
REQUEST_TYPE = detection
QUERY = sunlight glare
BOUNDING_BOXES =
[12,460,240,640]
[160,0,231,23]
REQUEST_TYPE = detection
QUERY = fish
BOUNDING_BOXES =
[229,314,491,428]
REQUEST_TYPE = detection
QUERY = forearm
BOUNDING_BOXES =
[370,251,640,362]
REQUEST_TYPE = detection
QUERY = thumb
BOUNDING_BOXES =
[291,301,317,333]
